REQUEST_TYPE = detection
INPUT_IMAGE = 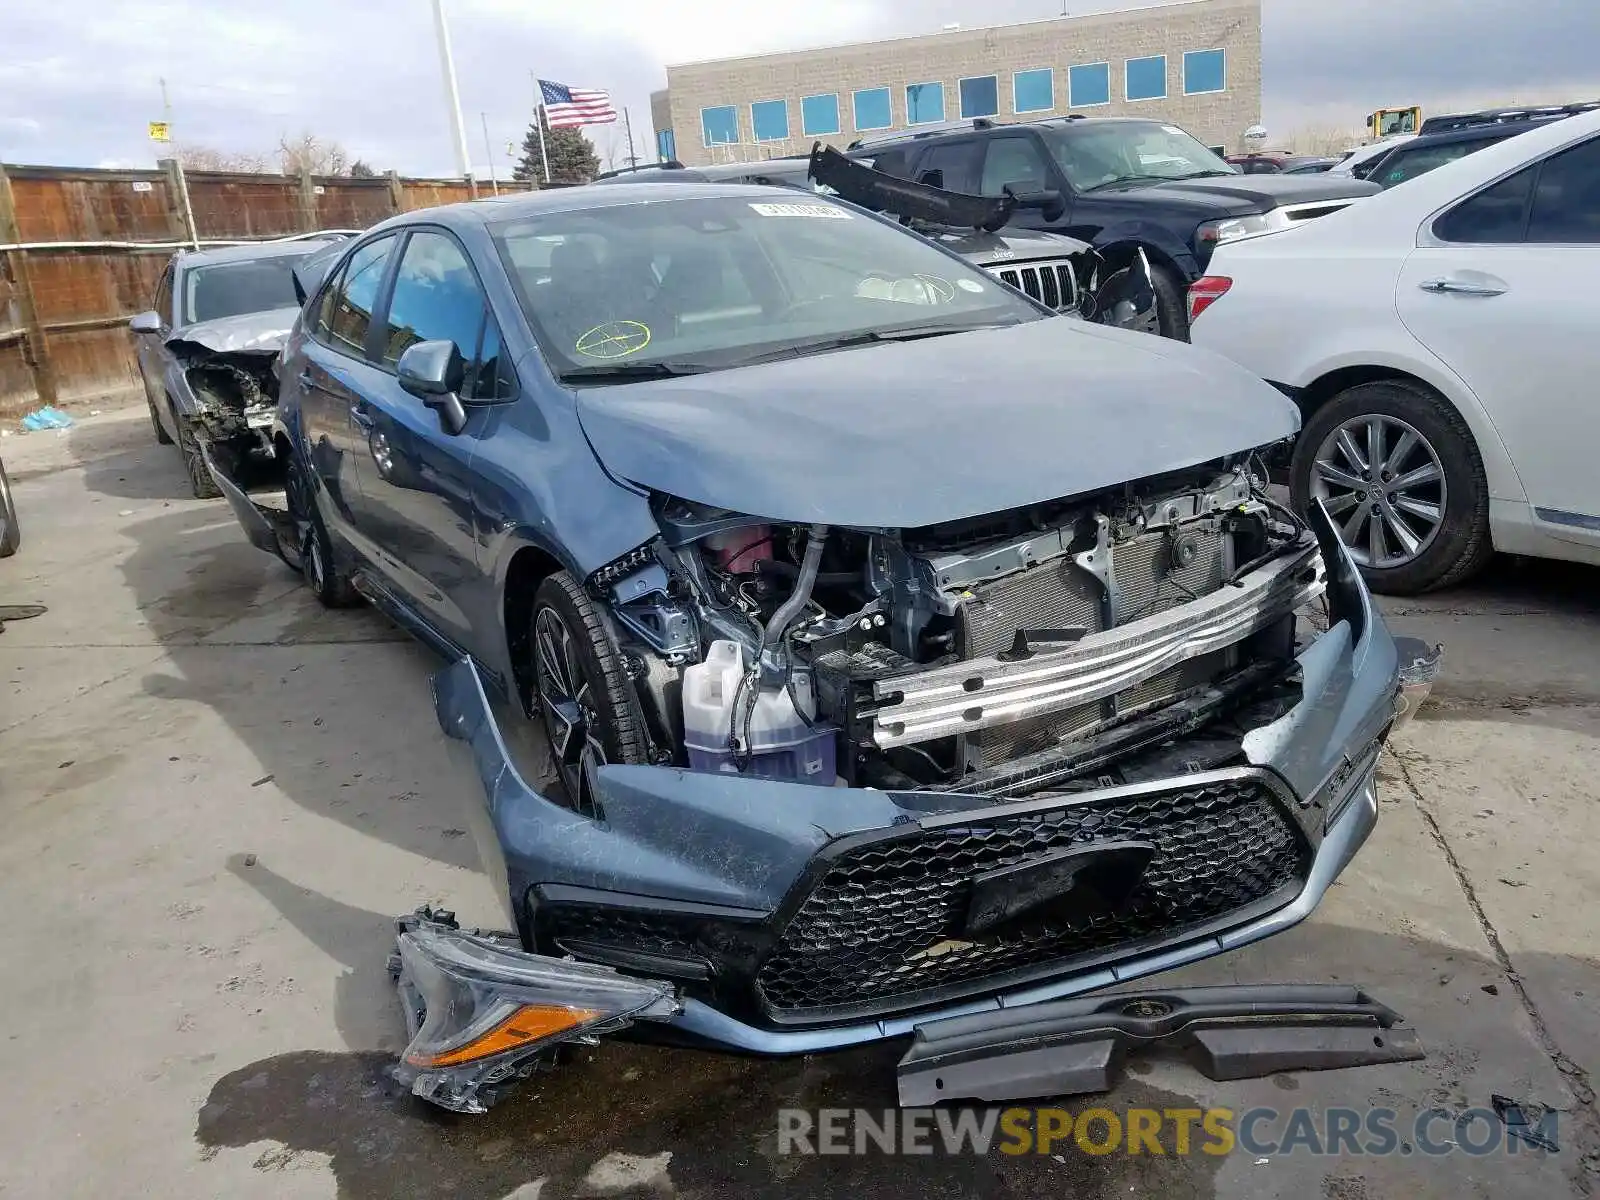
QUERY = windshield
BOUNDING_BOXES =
[492,194,1044,378]
[183,254,309,325]
[1041,122,1237,190]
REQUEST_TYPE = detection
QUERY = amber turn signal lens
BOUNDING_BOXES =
[406,1005,600,1068]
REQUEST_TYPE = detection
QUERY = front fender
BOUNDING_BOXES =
[1090,224,1201,283]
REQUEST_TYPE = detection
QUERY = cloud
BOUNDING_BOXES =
[2,0,1597,176]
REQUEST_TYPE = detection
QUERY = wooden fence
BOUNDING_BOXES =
[0,161,531,416]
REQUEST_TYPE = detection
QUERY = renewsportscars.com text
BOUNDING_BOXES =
[777,1106,1559,1158]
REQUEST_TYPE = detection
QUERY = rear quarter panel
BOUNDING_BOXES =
[1190,240,1528,504]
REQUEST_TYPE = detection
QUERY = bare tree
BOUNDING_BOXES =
[1285,125,1362,156]
[276,132,351,177]
[175,143,270,172]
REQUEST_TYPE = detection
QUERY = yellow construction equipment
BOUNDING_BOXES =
[1366,106,1422,139]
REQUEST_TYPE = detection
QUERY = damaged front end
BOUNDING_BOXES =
[399,452,1402,1110]
[390,910,680,1113]
[166,308,296,475]
[807,142,1157,332]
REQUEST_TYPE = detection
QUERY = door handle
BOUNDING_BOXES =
[297,368,316,388]
[1419,277,1507,297]
[351,407,375,430]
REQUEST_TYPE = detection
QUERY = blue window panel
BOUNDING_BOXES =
[801,93,841,136]
[656,129,676,161]
[1125,55,1167,101]
[1013,68,1054,114]
[701,105,738,147]
[906,82,946,125]
[853,87,892,131]
[1068,62,1110,107]
[1184,49,1226,95]
[959,75,999,118]
[751,99,789,142]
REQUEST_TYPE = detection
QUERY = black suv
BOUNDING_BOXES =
[1365,101,1600,190]
[848,115,1376,338]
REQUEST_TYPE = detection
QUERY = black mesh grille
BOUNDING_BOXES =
[756,776,1306,1017]
[542,905,701,960]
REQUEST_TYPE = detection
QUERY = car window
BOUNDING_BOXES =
[380,229,509,400]
[182,254,308,324]
[325,235,398,358]
[1433,166,1535,243]
[915,141,982,193]
[153,267,174,326]
[1377,137,1498,189]
[1527,136,1600,244]
[491,194,1043,379]
[980,137,1052,196]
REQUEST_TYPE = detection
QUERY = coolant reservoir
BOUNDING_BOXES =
[682,640,836,785]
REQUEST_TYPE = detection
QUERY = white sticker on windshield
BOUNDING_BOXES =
[957,279,985,293]
[748,202,851,219]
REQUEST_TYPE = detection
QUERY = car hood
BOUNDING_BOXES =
[1102,173,1378,212]
[574,319,1299,529]
[934,227,1092,266]
[165,306,300,358]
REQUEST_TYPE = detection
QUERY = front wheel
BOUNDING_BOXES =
[287,450,359,608]
[175,414,222,500]
[529,572,650,813]
[1291,379,1492,595]
[1149,264,1188,341]
[0,457,19,558]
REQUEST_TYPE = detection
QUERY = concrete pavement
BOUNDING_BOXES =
[1,408,1595,1199]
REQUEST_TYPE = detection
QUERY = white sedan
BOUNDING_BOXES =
[1189,108,1600,594]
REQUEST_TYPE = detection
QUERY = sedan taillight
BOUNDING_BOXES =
[1188,275,1233,324]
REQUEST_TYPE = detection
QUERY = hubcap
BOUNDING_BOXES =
[533,606,607,812]
[1310,414,1446,569]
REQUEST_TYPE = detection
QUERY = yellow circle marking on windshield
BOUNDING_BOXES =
[576,321,652,359]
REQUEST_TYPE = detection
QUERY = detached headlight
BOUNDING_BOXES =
[1197,212,1280,248]
[392,915,680,1113]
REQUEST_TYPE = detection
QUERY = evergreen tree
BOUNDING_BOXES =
[512,109,600,186]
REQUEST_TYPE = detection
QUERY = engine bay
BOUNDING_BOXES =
[584,452,1326,803]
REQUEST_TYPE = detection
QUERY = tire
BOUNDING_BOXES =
[0,457,19,558]
[175,412,222,500]
[147,389,174,445]
[287,450,360,608]
[1150,264,1189,341]
[1291,379,1492,595]
[528,571,650,813]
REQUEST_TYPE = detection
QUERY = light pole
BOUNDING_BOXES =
[430,0,477,197]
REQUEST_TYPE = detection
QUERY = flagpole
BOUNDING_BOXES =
[480,111,500,195]
[430,0,477,197]
[530,73,552,183]
[622,107,638,168]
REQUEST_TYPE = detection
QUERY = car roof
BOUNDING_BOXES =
[846,113,1173,151]
[438,180,836,224]
[174,237,336,268]
[1230,107,1600,250]
[1419,100,1600,135]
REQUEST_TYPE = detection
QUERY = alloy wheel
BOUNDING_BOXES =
[533,605,607,812]
[1309,414,1447,569]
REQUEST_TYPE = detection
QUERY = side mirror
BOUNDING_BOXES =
[129,311,162,334]
[398,339,468,436]
[1007,186,1065,222]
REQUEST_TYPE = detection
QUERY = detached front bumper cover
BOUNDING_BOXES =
[898,983,1425,1105]
[389,910,681,1113]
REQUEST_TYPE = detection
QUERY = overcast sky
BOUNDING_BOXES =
[2,0,1597,176]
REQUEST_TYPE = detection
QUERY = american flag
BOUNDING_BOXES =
[539,79,618,128]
